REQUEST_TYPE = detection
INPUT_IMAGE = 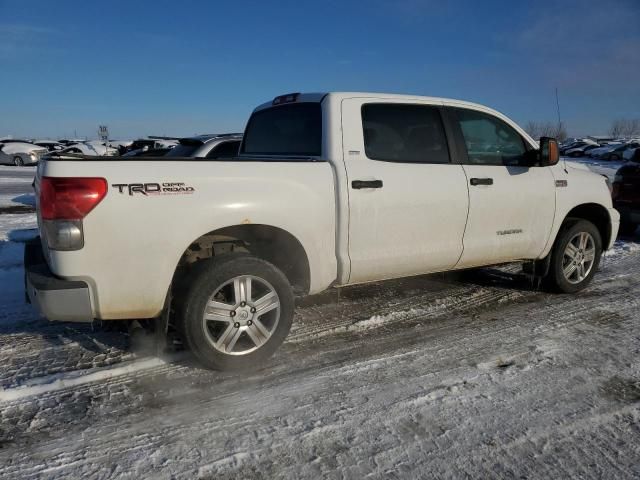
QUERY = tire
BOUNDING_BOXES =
[13,156,24,166]
[546,219,602,293]
[619,221,637,237]
[180,254,294,371]
[610,154,620,161]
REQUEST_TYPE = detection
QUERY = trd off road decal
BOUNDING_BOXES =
[112,182,195,196]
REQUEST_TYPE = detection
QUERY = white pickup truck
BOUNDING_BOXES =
[26,92,619,370]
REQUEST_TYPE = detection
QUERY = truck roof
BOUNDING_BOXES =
[253,92,502,115]
[252,91,536,149]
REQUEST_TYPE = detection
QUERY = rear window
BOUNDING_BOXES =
[241,103,322,156]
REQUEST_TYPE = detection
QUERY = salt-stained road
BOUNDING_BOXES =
[0,209,639,478]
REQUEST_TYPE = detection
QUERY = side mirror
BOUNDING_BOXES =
[540,137,560,166]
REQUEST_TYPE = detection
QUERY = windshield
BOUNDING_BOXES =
[241,102,322,156]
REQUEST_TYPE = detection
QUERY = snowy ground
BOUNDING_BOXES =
[0,168,639,478]
[0,165,36,211]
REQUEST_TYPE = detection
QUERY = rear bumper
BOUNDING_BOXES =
[24,237,94,322]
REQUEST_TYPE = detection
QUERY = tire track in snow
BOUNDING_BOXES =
[1,247,639,478]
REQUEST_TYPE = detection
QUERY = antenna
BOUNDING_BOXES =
[555,88,562,126]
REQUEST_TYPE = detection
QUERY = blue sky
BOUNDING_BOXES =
[1,0,639,139]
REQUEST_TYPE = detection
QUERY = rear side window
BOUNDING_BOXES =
[455,109,527,166]
[206,140,241,158]
[361,104,450,163]
[241,103,322,156]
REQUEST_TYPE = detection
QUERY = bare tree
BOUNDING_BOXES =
[525,121,542,139]
[610,119,640,138]
[525,121,567,141]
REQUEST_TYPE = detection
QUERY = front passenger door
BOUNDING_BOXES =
[449,107,556,267]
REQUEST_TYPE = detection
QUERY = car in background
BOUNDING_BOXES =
[128,138,179,153]
[593,142,640,161]
[560,139,598,155]
[564,143,600,157]
[122,147,173,157]
[612,148,640,236]
[58,138,87,146]
[34,140,64,152]
[623,146,639,161]
[108,140,133,155]
[60,141,119,156]
[0,140,48,166]
[164,133,242,159]
[587,143,623,158]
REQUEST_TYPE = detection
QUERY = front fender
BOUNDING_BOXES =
[541,165,618,257]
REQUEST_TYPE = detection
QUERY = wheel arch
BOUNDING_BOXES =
[172,224,311,296]
[561,203,612,249]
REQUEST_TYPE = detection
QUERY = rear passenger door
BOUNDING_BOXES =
[446,107,556,267]
[341,99,470,284]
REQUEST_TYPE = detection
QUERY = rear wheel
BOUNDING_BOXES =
[180,254,294,371]
[13,156,24,166]
[546,219,602,293]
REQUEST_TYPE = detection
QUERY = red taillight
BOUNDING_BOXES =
[40,177,107,220]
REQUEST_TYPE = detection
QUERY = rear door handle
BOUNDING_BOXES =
[469,177,493,186]
[352,179,383,189]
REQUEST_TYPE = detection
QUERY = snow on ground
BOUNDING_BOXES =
[0,214,38,328]
[0,186,639,478]
[0,165,36,209]
[0,213,37,242]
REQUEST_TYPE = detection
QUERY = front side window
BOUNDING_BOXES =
[241,103,321,156]
[361,104,450,163]
[455,109,527,166]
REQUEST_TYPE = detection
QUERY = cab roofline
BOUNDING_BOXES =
[252,91,510,117]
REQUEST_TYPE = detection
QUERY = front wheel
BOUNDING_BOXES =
[13,156,24,166]
[180,254,294,371]
[546,219,602,293]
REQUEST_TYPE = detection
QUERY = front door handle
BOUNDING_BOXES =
[352,179,383,189]
[469,177,493,186]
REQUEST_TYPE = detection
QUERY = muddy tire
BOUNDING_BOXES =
[180,254,294,371]
[546,219,602,293]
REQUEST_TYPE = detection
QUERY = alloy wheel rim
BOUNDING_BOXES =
[562,232,596,284]
[202,275,280,355]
